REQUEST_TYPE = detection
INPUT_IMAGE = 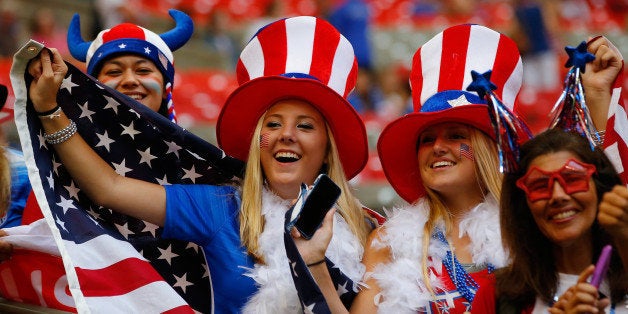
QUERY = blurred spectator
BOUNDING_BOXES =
[29,9,70,59]
[376,63,412,121]
[92,0,142,30]
[203,10,240,70]
[243,0,284,43]
[512,0,561,92]
[347,68,385,115]
[0,5,20,58]
[319,0,374,69]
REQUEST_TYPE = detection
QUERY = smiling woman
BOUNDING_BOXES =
[479,129,628,313]
[24,15,377,314]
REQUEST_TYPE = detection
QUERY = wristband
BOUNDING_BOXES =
[37,106,62,119]
[306,259,325,267]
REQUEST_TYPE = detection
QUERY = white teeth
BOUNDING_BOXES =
[432,161,454,168]
[127,94,143,100]
[275,152,300,159]
[552,210,576,220]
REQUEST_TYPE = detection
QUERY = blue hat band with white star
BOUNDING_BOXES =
[420,90,486,113]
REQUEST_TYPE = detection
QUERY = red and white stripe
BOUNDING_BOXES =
[236,16,358,98]
[86,24,174,68]
[603,77,628,184]
[411,24,523,111]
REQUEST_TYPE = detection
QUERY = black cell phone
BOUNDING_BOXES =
[288,174,341,240]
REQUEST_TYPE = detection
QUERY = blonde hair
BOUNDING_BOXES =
[419,127,501,296]
[240,114,370,262]
[0,147,11,217]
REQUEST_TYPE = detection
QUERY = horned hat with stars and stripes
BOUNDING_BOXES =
[377,24,523,203]
[67,9,193,122]
[216,16,367,180]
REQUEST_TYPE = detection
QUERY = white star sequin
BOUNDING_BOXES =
[447,95,471,107]
[118,43,127,49]
[144,47,151,54]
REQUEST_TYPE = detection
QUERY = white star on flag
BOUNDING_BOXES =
[60,75,78,93]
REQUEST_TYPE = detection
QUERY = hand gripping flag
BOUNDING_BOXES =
[9,40,245,313]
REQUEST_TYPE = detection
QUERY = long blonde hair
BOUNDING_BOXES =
[0,146,11,218]
[240,115,370,262]
[419,127,501,295]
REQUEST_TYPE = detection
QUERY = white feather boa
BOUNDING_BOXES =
[241,189,365,313]
[369,195,506,313]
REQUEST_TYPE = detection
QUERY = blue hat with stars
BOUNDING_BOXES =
[67,10,193,122]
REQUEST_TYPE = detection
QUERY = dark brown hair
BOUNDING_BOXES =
[497,129,625,307]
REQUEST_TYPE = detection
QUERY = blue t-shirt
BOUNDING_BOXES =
[0,147,31,228]
[162,184,256,314]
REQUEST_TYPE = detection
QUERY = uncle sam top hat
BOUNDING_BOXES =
[216,16,367,180]
[378,24,523,203]
[66,9,193,122]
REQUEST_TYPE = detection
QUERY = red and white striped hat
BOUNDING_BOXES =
[378,24,523,203]
[217,16,367,179]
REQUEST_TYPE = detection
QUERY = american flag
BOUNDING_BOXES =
[283,208,358,313]
[11,40,244,313]
[602,67,628,185]
[459,143,475,162]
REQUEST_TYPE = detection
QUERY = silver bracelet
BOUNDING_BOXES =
[44,120,77,145]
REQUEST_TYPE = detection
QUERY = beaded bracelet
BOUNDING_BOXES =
[306,259,325,267]
[37,106,62,119]
[594,129,606,147]
[44,120,77,145]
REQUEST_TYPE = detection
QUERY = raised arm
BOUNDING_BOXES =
[28,49,167,226]
[582,36,624,131]
[598,185,628,274]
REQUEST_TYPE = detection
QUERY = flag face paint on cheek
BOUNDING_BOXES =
[260,133,270,148]
[138,78,164,99]
[460,143,474,161]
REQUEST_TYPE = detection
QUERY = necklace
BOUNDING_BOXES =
[433,228,493,303]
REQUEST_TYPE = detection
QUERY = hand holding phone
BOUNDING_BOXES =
[590,244,612,288]
[285,174,341,240]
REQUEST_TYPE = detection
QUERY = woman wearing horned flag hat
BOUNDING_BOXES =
[2,9,221,312]
[26,15,381,313]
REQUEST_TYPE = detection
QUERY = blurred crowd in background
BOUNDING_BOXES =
[0,0,626,209]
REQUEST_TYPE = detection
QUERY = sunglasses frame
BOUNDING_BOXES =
[516,158,597,202]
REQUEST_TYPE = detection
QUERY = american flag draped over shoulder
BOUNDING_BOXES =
[11,40,244,313]
[602,66,628,185]
[282,207,359,314]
